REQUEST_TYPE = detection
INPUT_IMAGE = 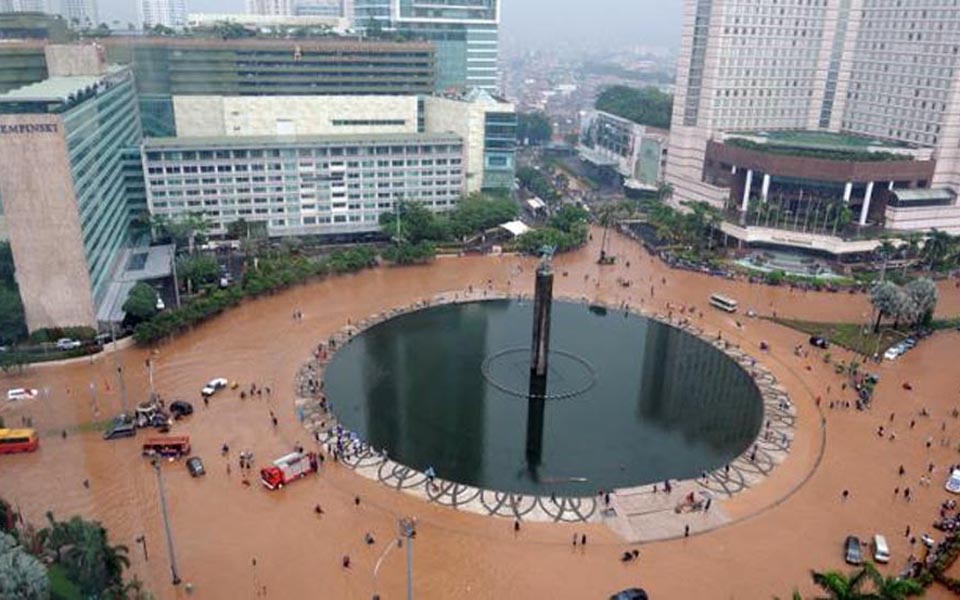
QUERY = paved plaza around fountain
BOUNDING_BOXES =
[3,226,960,599]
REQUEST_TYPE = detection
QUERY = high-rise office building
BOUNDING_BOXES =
[667,0,960,243]
[247,0,293,15]
[295,0,343,17]
[0,0,48,12]
[140,0,186,29]
[0,45,145,331]
[54,0,97,26]
[352,0,500,93]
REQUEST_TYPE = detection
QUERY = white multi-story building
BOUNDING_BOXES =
[668,0,960,243]
[53,0,96,26]
[247,0,293,16]
[140,0,186,28]
[0,0,48,12]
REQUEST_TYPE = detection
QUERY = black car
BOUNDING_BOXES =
[810,336,830,349]
[610,588,649,600]
[186,457,206,477]
[170,400,194,419]
[103,419,136,440]
[844,535,863,565]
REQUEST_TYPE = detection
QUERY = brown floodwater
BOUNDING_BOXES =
[2,227,959,599]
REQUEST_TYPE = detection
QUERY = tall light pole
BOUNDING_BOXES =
[399,517,416,600]
[152,459,182,585]
[371,517,416,600]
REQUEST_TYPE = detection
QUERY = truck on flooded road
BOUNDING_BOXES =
[260,452,318,490]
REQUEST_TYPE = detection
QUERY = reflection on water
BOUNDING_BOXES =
[325,300,764,496]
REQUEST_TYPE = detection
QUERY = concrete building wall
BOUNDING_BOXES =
[933,73,960,192]
[0,114,96,331]
[172,96,226,136]
[174,95,419,137]
[423,96,485,193]
[44,43,105,77]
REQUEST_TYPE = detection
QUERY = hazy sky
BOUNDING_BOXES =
[97,0,682,49]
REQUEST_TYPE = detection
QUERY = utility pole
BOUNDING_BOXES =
[399,517,416,600]
[116,363,129,414]
[135,534,148,561]
[152,459,182,585]
[147,358,155,402]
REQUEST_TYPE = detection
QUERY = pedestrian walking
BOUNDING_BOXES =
[842,489,849,501]
[513,520,520,533]
[684,525,690,538]
[581,534,587,546]
[572,533,578,547]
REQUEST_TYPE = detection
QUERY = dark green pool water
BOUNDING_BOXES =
[325,300,764,496]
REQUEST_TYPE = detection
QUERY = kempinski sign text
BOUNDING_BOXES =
[0,123,58,135]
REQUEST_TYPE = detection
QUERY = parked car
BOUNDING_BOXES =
[7,388,38,401]
[170,400,194,419]
[844,535,863,565]
[610,588,649,600]
[946,469,960,494]
[55,338,81,350]
[103,416,136,440]
[922,533,936,549]
[201,378,229,397]
[884,347,901,361]
[186,456,206,477]
[809,336,830,349]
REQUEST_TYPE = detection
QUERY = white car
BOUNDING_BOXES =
[201,377,229,397]
[6,388,38,401]
[884,347,901,361]
[55,338,81,350]
[945,469,960,494]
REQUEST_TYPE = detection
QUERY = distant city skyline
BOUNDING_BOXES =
[93,0,682,50]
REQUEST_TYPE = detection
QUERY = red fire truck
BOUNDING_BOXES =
[260,451,318,490]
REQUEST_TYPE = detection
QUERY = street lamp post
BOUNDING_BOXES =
[152,459,181,585]
[399,517,416,600]
[371,517,416,600]
[135,534,148,561]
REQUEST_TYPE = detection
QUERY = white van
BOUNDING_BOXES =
[873,534,890,564]
[7,388,38,401]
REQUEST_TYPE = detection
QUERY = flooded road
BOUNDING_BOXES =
[3,227,960,599]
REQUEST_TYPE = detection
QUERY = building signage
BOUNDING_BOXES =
[0,123,58,135]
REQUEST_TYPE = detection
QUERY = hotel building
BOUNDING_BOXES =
[668,0,960,251]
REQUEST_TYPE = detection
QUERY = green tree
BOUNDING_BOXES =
[870,281,903,332]
[0,532,50,600]
[810,567,872,600]
[448,195,519,238]
[595,85,674,129]
[904,277,938,326]
[921,228,955,271]
[517,112,553,145]
[869,568,924,600]
[122,283,159,324]
[379,201,448,243]
[0,287,27,345]
[550,204,590,233]
[42,514,129,596]
[876,238,897,282]
[176,255,219,294]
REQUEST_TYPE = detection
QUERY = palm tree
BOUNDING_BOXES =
[921,229,954,271]
[597,202,627,263]
[42,514,130,596]
[901,232,923,276]
[811,567,872,599]
[876,238,896,282]
[869,570,924,600]
[904,277,938,327]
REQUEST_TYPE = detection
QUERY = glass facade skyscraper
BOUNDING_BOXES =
[353,0,500,93]
[0,64,144,330]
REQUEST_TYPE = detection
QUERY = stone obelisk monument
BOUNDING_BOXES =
[530,247,555,378]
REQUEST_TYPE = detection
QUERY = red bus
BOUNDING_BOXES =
[0,428,39,454]
[142,436,190,459]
